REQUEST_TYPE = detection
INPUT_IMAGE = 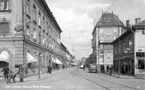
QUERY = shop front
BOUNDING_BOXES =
[113,55,134,76]
[120,58,134,76]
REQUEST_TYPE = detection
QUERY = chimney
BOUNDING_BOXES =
[135,18,141,24]
[126,20,130,28]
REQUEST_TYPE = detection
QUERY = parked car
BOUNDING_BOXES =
[88,64,97,73]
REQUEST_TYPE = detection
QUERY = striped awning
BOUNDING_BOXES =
[52,57,62,64]
[0,51,9,63]
[27,53,37,63]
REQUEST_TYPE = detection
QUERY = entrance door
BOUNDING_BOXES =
[131,60,134,75]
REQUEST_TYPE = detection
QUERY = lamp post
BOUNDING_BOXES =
[38,53,42,79]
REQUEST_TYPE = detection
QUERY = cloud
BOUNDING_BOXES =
[49,6,93,58]
[47,0,145,60]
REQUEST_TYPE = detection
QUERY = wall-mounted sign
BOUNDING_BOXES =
[14,25,23,32]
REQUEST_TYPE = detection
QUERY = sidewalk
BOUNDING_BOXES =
[0,68,67,84]
[105,71,136,79]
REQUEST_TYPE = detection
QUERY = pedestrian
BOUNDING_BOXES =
[48,63,52,74]
[109,65,113,76]
[7,70,17,83]
[18,65,24,82]
[1,66,9,82]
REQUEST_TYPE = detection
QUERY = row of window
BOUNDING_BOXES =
[25,0,59,42]
[25,0,61,53]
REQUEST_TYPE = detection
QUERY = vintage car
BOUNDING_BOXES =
[88,64,97,73]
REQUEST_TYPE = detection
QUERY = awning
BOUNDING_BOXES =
[27,53,37,63]
[52,57,62,64]
[55,58,62,64]
[0,51,9,63]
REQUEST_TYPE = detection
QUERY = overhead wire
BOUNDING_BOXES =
[106,0,118,12]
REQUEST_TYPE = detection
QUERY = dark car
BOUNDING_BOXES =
[80,65,84,69]
[88,64,97,73]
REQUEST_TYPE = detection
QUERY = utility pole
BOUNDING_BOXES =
[38,53,42,79]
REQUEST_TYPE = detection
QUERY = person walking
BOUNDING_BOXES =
[7,70,17,83]
[109,65,113,76]
[18,65,24,82]
[1,66,9,82]
[48,63,52,74]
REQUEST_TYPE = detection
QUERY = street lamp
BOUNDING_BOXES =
[38,53,42,79]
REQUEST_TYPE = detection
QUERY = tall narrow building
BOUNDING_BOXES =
[92,12,127,72]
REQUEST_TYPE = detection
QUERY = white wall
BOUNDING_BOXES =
[135,30,145,75]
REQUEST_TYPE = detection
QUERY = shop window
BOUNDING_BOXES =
[0,0,9,11]
[138,59,145,70]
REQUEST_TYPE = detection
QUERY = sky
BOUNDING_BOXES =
[46,0,145,60]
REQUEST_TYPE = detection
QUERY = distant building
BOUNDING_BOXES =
[0,0,64,75]
[92,12,127,72]
[112,18,145,78]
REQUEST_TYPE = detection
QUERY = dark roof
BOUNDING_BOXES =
[96,12,125,27]
[41,0,62,33]
[112,19,145,44]
[112,30,132,44]
[92,12,126,35]
[133,20,145,28]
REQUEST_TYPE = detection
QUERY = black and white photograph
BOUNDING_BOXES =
[0,0,145,90]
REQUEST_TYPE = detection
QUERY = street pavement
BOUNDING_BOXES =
[0,67,144,90]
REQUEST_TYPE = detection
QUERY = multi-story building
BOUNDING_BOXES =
[0,0,64,75]
[60,43,67,67]
[92,12,127,72]
[112,18,145,78]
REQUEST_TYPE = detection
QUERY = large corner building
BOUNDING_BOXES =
[0,0,66,75]
[92,12,127,72]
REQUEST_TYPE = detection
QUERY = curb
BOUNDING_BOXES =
[104,72,135,79]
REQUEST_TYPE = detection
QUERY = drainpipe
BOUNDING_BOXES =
[22,0,25,74]
[118,25,120,78]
